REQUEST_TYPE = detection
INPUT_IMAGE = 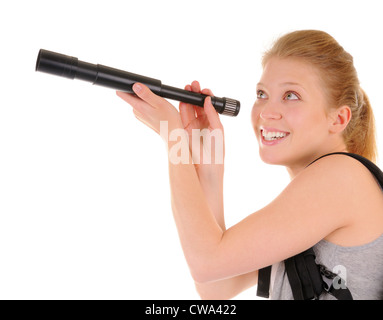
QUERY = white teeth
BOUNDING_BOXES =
[262,130,288,141]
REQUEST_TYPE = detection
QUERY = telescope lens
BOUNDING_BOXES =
[35,49,78,79]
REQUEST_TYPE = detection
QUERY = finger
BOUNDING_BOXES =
[190,81,208,118]
[179,84,197,127]
[180,103,197,128]
[191,80,201,93]
[194,104,206,118]
[132,83,170,110]
[116,90,135,102]
[200,88,214,118]
[116,90,155,116]
[198,86,214,118]
[181,84,197,112]
[184,84,192,92]
[204,96,223,129]
[201,88,214,96]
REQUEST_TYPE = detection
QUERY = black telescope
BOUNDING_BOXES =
[35,49,240,117]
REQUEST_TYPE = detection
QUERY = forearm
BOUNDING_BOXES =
[195,270,258,300]
[193,174,259,299]
[166,121,223,282]
[196,169,225,231]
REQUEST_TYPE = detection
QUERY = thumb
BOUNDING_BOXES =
[204,97,223,129]
[132,83,164,109]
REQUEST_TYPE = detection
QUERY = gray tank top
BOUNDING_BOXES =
[270,235,383,299]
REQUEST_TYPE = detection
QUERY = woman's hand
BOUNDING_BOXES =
[116,81,225,178]
[116,83,182,137]
[179,81,225,181]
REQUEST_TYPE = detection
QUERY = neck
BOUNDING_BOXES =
[286,144,349,180]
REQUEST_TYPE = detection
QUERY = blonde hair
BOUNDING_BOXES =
[262,30,377,163]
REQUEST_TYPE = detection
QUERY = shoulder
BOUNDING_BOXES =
[300,153,378,191]
[276,153,379,236]
[290,153,383,245]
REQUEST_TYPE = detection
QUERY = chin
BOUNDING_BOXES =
[258,148,287,166]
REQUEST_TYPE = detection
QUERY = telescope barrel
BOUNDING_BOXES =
[35,49,240,117]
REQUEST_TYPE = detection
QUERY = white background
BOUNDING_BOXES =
[1,0,382,299]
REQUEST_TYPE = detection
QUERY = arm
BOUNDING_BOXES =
[179,82,258,298]
[192,171,253,300]
[166,148,356,283]
[116,83,359,286]
[116,83,225,281]
[179,144,257,299]
[118,82,259,297]
[178,82,226,231]
[194,271,258,300]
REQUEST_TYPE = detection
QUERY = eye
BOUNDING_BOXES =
[284,91,300,100]
[257,90,268,99]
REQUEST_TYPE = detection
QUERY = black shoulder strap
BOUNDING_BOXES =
[308,152,383,190]
[326,282,353,300]
[257,266,272,298]
[285,250,353,300]
[285,248,324,300]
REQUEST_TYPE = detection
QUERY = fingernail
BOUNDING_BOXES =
[133,83,142,93]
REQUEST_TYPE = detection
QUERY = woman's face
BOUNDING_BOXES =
[251,57,334,171]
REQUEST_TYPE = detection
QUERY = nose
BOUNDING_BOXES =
[259,103,282,121]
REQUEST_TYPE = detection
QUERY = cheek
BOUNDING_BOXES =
[285,110,306,133]
[287,107,328,140]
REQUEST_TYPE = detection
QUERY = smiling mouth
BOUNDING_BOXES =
[260,129,290,143]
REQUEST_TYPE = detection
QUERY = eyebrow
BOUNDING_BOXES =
[257,82,306,92]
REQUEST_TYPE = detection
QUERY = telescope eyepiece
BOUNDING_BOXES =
[222,98,240,117]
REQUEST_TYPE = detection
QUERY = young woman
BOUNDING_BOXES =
[116,30,383,300]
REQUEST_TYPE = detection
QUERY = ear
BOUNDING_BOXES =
[328,105,352,134]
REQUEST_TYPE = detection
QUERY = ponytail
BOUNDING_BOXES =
[344,88,377,163]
